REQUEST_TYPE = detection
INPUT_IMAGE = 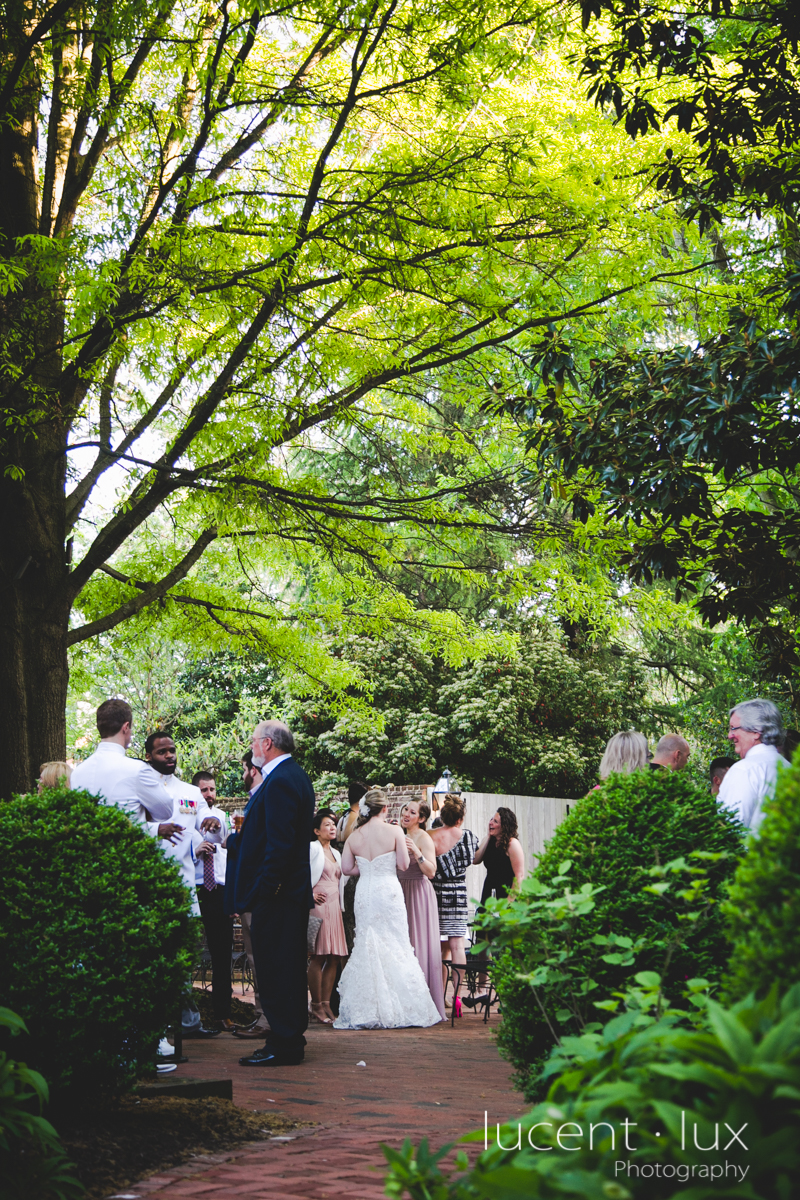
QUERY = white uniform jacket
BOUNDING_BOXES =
[140,768,210,915]
[70,741,173,824]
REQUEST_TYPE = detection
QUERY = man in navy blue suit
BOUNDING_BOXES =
[234,719,314,1066]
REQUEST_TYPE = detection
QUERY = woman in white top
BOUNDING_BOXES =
[308,810,347,1024]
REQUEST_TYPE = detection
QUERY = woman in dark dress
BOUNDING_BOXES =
[474,807,524,905]
[468,807,525,1006]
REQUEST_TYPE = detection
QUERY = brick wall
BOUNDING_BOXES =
[216,782,431,819]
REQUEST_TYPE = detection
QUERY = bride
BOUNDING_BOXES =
[333,789,443,1029]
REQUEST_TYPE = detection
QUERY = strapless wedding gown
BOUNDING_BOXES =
[334,851,443,1028]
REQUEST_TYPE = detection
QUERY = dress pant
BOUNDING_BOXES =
[197,885,234,1020]
[240,911,268,1027]
[250,895,309,1048]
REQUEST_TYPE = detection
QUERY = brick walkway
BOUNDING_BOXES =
[116,1016,523,1199]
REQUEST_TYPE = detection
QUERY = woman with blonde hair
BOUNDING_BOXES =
[38,761,72,791]
[598,731,649,780]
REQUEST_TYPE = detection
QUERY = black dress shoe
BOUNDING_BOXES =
[183,1025,222,1038]
[239,1045,304,1066]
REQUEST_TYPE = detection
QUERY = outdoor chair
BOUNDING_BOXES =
[192,946,213,990]
[231,949,252,994]
[444,958,498,1027]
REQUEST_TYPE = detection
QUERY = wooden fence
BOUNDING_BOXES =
[459,792,572,913]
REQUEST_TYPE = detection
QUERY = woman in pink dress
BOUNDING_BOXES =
[397,800,446,1021]
[308,811,347,1024]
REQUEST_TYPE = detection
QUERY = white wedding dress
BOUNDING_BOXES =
[334,851,443,1028]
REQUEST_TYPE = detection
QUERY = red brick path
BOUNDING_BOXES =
[117,1017,523,1199]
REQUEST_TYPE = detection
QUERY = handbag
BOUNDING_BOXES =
[307,913,323,954]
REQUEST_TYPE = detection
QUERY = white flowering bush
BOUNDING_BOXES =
[287,622,647,798]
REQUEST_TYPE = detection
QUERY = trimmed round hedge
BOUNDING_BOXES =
[489,769,744,1099]
[0,787,196,1105]
[724,756,800,1000]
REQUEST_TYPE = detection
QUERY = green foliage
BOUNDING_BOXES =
[578,0,800,226]
[72,621,646,799]
[383,1138,469,1200]
[0,1008,83,1199]
[723,755,800,1002]
[477,770,743,1097]
[384,981,800,1200]
[1,0,741,799]
[519,300,800,680]
[0,788,196,1104]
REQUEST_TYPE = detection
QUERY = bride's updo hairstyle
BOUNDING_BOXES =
[356,787,389,827]
[440,793,465,827]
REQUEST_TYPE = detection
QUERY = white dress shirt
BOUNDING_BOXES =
[259,752,292,778]
[718,742,784,832]
[194,804,229,887]
[70,741,173,824]
[141,769,210,915]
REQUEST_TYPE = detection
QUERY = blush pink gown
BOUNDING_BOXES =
[312,857,348,956]
[397,857,447,1020]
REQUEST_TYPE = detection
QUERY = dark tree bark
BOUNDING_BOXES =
[0,422,71,797]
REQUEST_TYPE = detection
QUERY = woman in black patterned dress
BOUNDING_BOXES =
[430,794,478,1000]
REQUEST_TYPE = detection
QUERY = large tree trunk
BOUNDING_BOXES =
[0,38,74,797]
[0,420,70,799]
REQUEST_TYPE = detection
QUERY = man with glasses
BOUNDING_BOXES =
[719,699,786,832]
[234,720,315,1066]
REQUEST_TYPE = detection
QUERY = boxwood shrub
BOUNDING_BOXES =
[723,756,800,1000]
[481,770,743,1098]
[0,787,196,1105]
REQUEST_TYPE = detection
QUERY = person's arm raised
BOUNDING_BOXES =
[415,830,437,879]
[473,832,491,865]
[395,824,411,871]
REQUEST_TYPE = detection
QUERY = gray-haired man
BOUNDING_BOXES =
[719,698,786,832]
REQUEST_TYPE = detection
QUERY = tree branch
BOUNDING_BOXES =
[67,527,218,644]
[65,352,200,532]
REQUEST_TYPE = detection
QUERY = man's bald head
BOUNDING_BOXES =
[651,734,691,771]
[254,720,295,754]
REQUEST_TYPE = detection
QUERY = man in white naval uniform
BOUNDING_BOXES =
[70,698,173,824]
[140,732,223,1039]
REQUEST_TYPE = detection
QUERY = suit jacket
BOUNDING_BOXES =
[233,757,315,913]
[223,789,259,916]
